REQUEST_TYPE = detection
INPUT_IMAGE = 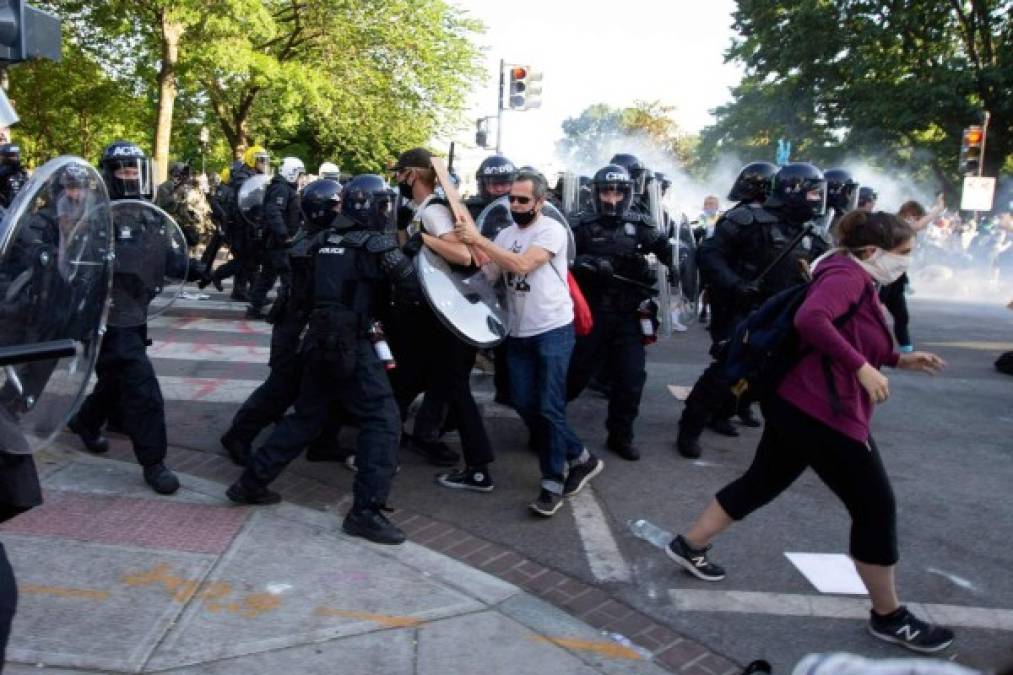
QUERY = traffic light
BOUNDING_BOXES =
[959,125,984,176]
[508,66,542,111]
[0,1,61,63]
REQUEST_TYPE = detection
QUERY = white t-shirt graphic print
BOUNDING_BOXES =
[491,213,573,338]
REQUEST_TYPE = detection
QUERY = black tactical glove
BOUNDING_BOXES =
[402,231,425,258]
[574,255,613,277]
[614,251,648,278]
[734,279,762,302]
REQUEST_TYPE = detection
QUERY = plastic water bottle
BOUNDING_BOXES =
[628,519,673,549]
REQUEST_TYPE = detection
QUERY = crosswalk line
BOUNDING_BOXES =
[668,589,1013,631]
[148,341,269,364]
[147,316,272,335]
[570,486,632,583]
[156,375,260,403]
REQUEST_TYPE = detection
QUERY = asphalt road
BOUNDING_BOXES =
[146,288,1013,671]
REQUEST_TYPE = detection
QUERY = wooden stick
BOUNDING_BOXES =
[430,156,490,266]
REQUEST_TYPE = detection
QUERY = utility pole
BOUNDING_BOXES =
[979,110,991,177]
[495,59,504,153]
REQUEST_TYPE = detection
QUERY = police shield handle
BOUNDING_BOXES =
[430,157,491,266]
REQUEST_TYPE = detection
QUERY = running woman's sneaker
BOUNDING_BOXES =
[665,534,726,581]
[868,606,954,653]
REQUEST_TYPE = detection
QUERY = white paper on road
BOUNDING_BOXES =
[667,384,692,401]
[784,552,867,595]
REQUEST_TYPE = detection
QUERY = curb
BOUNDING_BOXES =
[91,438,741,675]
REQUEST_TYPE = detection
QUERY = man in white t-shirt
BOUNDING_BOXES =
[456,169,603,517]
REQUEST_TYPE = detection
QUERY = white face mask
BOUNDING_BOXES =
[853,247,911,285]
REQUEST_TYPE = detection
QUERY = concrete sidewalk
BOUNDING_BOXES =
[0,447,674,674]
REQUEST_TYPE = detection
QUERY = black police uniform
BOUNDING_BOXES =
[206,162,258,299]
[248,174,301,314]
[72,200,203,491]
[0,165,28,210]
[234,225,420,533]
[222,223,342,462]
[677,203,828,451]
[566,211,672,453]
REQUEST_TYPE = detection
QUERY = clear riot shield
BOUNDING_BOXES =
[649,258,673,337]
[646,178,664,230]
[107,200,189,327]
[0,156,114,454]
[477,195,576,264]
[560,171,580,221]
[238,174,270,228]
[415,247,508,348]
[671,213,699,327]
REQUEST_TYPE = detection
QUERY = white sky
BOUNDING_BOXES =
[445,0,744,181]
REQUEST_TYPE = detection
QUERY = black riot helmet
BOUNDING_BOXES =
[823,168,860,213]
[591,164,634,220]
[858,186,878,209]
[301,178,343,232]
[100,140,151,200]
[655,171,672,196]
[475,154,516,200]
[609,153,649,194]
[340,174,397,231]
[169,161,190,185]
[767,162,827,220]
[728,161,776,203]
[0,143,21,169]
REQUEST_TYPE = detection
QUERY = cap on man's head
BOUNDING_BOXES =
[393,147,433,171]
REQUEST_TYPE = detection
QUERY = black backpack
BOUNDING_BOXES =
[719,279,872,410]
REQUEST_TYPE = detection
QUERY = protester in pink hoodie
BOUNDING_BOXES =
[664,211,956,654]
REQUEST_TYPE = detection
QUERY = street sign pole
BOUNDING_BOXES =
[495,58,504,153]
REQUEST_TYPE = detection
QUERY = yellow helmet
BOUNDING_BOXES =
[220,166,231,184]
[243,145,269,169]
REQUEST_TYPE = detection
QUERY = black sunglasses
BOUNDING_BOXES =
[508,195,532,205]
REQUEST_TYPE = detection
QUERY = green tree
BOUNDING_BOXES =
[8,42,149,166]
[701,0,1012,192]
[17,0,484,176]
[557,101,698,171]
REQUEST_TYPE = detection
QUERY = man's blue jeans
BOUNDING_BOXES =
[506,323,586,494]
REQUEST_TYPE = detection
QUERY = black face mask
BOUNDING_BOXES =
[512,208,537,227]
[397,180,413,200]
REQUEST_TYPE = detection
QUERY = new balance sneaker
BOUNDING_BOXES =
[868,606,954,653]
[529,489,564,517]
[562,455,604,497]
[665,535,726,581]
[436,468,494,493]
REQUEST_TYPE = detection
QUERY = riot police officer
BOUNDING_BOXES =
[692,161,778,433]
[0,143,28,210]
[227,174,419,546]
[247,156,304,319]
[68,141,205,494]
[203,146,270,300]
[608,153,652,217]
[465,154,516,222]
[220,178,343,466]
[676,162,830,458]
[566,164,673,461]
[824,168,860,242]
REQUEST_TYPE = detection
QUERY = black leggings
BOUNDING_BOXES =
[879,275,910,347]
[716,396,898,566]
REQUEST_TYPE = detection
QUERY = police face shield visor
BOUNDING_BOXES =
[596,183,630,216]
[481,177,513,198]
[254,154,270,174]
[109,159,151,199]
[804,181,828,218]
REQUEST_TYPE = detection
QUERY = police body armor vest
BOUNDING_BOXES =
[307,230,374,375]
